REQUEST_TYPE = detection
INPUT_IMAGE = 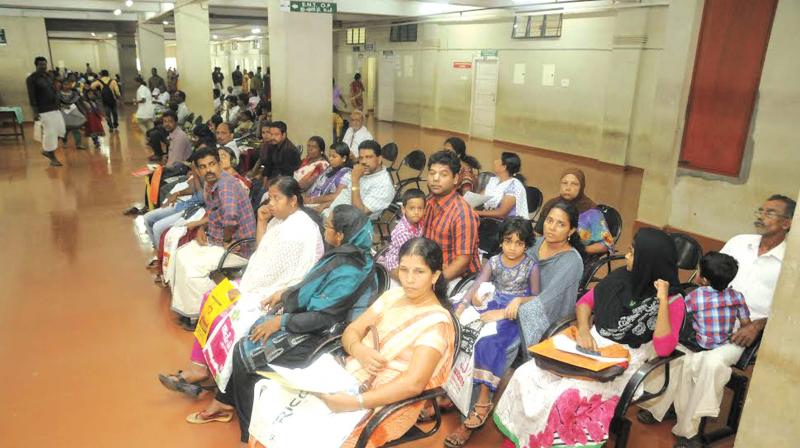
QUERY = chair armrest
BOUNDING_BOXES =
[355,387,447,448]
[614,350,684,418]
[216,237,256,270]
[734,330,763,371]
[308,334,344,361]
[543,313,577,340]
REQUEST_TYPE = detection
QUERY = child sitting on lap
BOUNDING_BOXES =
[376,189,425,281]
[685,251,751,350]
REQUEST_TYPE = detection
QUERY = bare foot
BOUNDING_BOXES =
[204,399,234,415]
[445,424,473,447]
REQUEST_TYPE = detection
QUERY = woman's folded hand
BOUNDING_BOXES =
[352,343,387,376]
[249,317,281,343]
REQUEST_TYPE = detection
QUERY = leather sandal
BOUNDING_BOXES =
[185,410,234,424]
[158,371,211,398]
[463,402,494,429]
[444,426,473,448]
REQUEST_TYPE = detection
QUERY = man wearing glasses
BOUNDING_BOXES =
[639,194,795,448]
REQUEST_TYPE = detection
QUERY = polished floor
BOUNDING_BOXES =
[0,111,733,447]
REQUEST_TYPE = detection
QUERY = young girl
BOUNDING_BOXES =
[448,217,541,448]
[83,88,105,149]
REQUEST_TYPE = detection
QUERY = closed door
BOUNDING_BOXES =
[470,59,499,139]
[377,54,395,121]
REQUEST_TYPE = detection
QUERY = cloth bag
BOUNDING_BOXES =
[33,120,43,142]
[61,104,86,129]
[444,318,486,415]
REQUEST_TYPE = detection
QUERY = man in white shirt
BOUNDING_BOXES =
[640,194,795,447]
[175,91,190,126]
[215,122,239,159]
[324,139,394,219]
[341,109,373,159]
[135,76,155,137]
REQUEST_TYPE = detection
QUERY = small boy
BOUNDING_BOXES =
[376,188,426,280]
[685,251,751,350]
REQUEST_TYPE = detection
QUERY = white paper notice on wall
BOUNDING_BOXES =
[541,64,555,86]
[561,78,570,87]
[280,0,290,12]
[513,63,526,85]
[404,55,414,78]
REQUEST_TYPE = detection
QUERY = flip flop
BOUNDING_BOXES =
[186,410,234,424]
[464,402,494,430]
[123,206,140,216]
[444,427,474,448]
[159,371,204,398]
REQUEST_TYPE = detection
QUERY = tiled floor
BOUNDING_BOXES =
[0,112,734,447]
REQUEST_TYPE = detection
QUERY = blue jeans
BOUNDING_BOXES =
[144,206,182,248]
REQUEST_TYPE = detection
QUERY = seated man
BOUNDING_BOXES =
[174,90,190,126]
[423,150,480,288]
[341,109,373,159]
[640,194,794,448]
[258,120,298,181]
[215,122,239,159]
[170,147,257,322]
[162,110,192,177]
[234,110,255,138]
[323,139,394,219]
[224,95,240,126]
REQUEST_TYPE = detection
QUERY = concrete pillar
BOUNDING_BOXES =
[116,33,139,104]
[174,0,214,118]
[634,1,704,227]
[734,187,800,446]
[267,0,332,145]
[137,22,166,79]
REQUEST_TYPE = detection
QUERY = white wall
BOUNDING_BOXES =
[0,17,51,121]
[49,39,120,76]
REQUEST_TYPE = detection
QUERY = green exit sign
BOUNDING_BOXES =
[290,1,337,13]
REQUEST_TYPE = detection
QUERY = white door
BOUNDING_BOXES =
[366,56,377,112]
[470,59,499,139]
[377,54,395,121]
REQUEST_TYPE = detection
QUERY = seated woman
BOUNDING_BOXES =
[304,142,353,211]
[476,152,528,219]
[158,177,325,394]
[294,135,330,191]
[535,168,615,273]
[185,204,376,443]
[445,202,583,447]
[446,218,540,447]
[493,228,685,448]
[443,136,481,194]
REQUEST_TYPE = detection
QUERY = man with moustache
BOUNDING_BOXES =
[169,146,256,323]
[638,194,795,448]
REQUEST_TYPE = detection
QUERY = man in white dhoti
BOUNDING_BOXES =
[26,56,65,167]
[170,147,257,323]
[639,194,794,448]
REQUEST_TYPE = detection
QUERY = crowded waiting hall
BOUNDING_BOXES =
[3,0,799,447]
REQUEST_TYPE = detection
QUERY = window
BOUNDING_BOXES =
[390,23,417,42]
[346,27,366,45]
[511,14,562,39]
[251,39,260,50]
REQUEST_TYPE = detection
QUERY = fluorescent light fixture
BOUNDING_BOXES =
[91,32,96,36]
[162,3,174,12]
[163,20,169,25]
[125,0,133,6]
[251,27,261,34]
[113,8,122,15]
[108,33,113,38]
[212,34,219,39]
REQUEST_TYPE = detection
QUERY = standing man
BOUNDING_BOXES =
[252,67,263,97]
[148,67,166,92]
[90,69,121,132]
[26,56,65,167]
[263,67,271,101]
[423,150,481,285]
[231,65,243,95]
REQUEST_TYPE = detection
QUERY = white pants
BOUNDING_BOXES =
[641,343,745,438]
[170,240,247,318]
[40,110,66,152]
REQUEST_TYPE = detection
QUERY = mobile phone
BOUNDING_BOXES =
[575,343,601,357]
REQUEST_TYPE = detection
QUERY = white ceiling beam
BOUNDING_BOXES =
[0,8,139,20]
[0,0,161,12]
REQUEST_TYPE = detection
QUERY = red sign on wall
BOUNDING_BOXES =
[452,61,472,69]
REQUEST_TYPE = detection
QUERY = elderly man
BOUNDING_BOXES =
[639,194,795,448]
[324,139,393,219]
[26,56,65,167]
[170,147,256,322]
[341,109,373,159]
[215,122,239,159]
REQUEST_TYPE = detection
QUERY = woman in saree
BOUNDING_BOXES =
[349,73,365,111]
[445,202,584,447]
[186,204,377,443]
[158,176,324,396]
[493,228,685,448]
[305,142,354,211]
[293,135,330,191]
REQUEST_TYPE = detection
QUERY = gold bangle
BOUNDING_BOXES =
[351,186,360,192]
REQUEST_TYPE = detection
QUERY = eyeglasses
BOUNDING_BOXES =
[753,208,789,220]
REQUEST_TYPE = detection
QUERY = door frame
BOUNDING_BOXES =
[468,55,499,140]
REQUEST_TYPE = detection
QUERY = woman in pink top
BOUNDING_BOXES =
[492,228,685,448]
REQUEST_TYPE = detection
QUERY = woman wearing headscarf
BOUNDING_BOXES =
[535,168,614,257]
[493,228,685,448]
[184,204,377,444]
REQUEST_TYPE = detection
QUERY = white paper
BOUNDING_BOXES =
[458,307,498,339]
[463,191,490,209]
[267,354,361,394]
[513,63,526,84]
[541,63,555,86]
[551,333,628,364]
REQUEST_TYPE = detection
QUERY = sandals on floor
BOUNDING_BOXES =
[158,371,213,398]
[185,410,234,424]
[463,402,494,430]
[444,427,474,448]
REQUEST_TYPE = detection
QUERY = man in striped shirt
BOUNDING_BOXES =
[423,150,480,284]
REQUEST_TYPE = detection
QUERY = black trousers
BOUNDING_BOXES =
[104,102,119,129]
[147,126,167,157]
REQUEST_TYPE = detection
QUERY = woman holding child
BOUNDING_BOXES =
[493,228,685,448]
